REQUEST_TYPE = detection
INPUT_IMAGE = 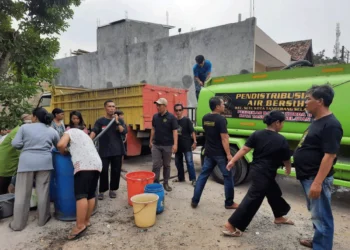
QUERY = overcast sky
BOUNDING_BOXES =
[56,0,350,59]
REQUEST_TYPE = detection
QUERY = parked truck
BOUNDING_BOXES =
[37,84,188,156]
[195,64,350,188]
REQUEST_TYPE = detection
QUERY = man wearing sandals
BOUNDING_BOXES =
[58,128,102,240]
[294,84,343,249]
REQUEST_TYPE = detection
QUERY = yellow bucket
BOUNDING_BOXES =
[130,193,159,228]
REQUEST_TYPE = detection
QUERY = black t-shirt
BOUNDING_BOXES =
[92,117,126,157]
[203,113,228,157]
[246,130,291,178]
[293,114,343,180]
[177,116,195,153]
[152,111,178,146]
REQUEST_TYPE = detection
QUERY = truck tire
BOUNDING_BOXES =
[200,146,249,186]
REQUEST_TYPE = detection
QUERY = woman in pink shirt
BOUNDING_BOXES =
[66,111,89,134]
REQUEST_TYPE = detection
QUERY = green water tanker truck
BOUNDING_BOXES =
[195,64,350,188]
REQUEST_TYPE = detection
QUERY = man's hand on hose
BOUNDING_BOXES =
[114,114,119,123]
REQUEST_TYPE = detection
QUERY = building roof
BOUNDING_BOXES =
[99,19,174,29]
[279,39,312,61]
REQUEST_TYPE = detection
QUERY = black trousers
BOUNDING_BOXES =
[228,171,290,231]
[99,156,122,193]
[0,176,12,195]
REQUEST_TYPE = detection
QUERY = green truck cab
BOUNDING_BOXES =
[195,64,350,187]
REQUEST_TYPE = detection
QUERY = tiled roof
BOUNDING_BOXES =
[279,39,312,61]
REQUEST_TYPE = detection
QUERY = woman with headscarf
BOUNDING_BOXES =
[51,108,65,137]
[9,108,60,231]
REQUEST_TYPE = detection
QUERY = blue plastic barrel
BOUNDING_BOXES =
[51,149,98,221]
[144,183,164,214]
[52,149,76,221]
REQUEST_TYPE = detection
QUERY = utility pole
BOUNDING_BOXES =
[341,46,345,62]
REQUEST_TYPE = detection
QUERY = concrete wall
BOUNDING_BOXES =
[255,61,266,72]
[255,26,291,67]
[54,18,256,107]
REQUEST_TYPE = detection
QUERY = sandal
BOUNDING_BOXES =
[299,239,313,248]
[274,218,294,225]
[222,229,243,237]
[68,226,87,240]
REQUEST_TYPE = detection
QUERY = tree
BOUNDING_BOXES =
[0,0,81,129]
[313,50,339,65]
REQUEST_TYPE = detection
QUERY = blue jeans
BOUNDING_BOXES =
[175,151,196,181]
[192,156,234,207]
[300,176,334,250]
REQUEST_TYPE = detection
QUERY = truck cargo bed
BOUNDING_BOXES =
[52,84,188,130]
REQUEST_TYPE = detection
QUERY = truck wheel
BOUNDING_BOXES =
[200,146,249,186]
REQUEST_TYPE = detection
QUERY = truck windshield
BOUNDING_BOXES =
[38,96,51,107]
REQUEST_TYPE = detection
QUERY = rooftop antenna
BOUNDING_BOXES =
[166,11,169,25]
[125,11,128,19]
[250,0,255,17]
[253,0,255,17]
[238,13,242,22]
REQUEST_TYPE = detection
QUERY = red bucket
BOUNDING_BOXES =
[125,171,155,206]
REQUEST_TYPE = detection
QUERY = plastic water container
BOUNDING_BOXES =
[144,183,164,214]
[52,149,98,221]
[131,193,159,228]
[125,171,155,206]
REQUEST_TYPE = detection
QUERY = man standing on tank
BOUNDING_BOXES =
[294,84,343,250]
[193,55,212,100]
[90,100,126,200]
[191,96,239,209]
[150,98,178,192]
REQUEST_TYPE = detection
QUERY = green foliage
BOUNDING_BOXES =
[0,75,40,129]
[313,50,339,65]
[0,0,81,129]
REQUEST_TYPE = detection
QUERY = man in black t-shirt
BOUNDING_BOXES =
[294,84,343,250]
[90,100,126,200]
[150,98,178,192]
[191,97,239,209]
[173,104,197,186]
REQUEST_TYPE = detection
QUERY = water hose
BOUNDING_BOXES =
[92,118,116,144]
